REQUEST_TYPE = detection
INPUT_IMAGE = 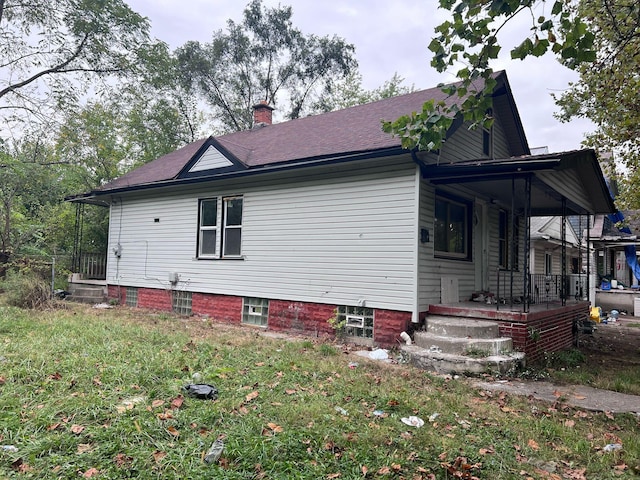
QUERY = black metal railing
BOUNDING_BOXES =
[497,271,588,311]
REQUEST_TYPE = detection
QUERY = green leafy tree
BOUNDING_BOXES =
[176,0,357,133]
[316,72,415,111]
[0,138,68,259]
[552,0,640,209]
[383,0,598,152]
[0,0,153,129]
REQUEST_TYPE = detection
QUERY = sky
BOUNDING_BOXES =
[127,0,595,154]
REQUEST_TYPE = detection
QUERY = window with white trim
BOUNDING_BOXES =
[223,196,243,257]
[198,198,218,258]
[197,196,243,258]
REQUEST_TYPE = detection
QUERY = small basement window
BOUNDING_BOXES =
[172,290,192,315]
[125,287,138,307]
[337,306,374,340]
[242,297,269,326]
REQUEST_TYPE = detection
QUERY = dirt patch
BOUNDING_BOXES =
[577,316,640,368]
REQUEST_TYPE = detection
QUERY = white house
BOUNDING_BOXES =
[68,71,615,361]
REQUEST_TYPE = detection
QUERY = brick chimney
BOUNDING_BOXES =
[252,100,274,126]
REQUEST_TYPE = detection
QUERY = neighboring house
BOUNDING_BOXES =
[67,71,615,362]
[528,216,589,303]
[588,211,640,314]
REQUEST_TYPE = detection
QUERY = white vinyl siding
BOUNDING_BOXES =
[438,118,511,163]
[189,145,233,172]
[106,158,418,313]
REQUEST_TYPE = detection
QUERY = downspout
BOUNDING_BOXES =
[412,162,421,324]
[410,148,427,324]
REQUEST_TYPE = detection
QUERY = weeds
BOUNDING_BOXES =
[1,271,51,309]
[463,345,490,358]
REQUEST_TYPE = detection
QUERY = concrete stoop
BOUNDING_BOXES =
[402,316,526,375]
[67,284,107,304]
[401,345,526,375]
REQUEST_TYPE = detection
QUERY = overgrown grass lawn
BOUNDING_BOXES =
[0,304,638,479]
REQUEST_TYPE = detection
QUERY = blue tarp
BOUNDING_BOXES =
[607,210,640,281]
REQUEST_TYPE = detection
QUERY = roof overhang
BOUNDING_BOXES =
[419,149,616,216]
[65,146,407,204]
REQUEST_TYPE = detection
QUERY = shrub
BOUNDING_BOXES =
[1,271,51,309]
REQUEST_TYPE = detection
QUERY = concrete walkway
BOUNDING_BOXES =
[473,380,640,413]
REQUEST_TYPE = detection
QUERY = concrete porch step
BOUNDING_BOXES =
[67,285,106,304]
[413,332,512,355]
[425,316,500,339]
[401,345,526,375]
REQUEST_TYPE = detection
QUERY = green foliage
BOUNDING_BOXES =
[544,348,586,369]
[387,0,600,153]
[317,72,415,111]
[383,99,456,151]
[0,0,153,130]
[552,0,640,209]
[175,0,357,132]
[1,271,51,309]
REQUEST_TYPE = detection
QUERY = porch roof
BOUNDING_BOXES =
[419,149,615,216]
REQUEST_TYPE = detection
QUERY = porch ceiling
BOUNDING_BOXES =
[420,149,616,216]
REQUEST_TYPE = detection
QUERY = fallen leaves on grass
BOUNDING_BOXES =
[166,426,180,437]
[527,439,540,451]
[114,453,134,468]
[440,456,482,479]
[171,395,184,409]
[11,458,33,473]
[82,467,99,478]
[245,390,259,402]
[153,450,167,463]
[262,422,284,436]
[70,424,85,434]
[478,447,494,455]
[76,443,93,454]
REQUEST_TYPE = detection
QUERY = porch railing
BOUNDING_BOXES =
[76,252,107,280]
[496,270,588,310]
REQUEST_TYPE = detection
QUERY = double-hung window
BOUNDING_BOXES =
[197,195,243,258]
[434,192,471,260]
[223,196,243,257]
[199,198,218,258]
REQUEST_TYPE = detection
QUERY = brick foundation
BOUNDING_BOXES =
[429,302,586,364]
[192,293,242,324]
[497,306,579,363]
[107,285,412,347]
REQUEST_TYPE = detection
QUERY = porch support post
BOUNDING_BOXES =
[561,197,567,306]
[587,215,591,304]
[72,203,85,273]
[523,175,532,313]
[509,177,515,309]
